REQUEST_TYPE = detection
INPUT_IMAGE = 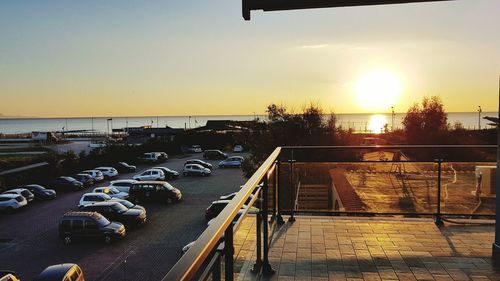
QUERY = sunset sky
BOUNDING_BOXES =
[0,0,499,117]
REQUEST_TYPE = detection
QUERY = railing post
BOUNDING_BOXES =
[252,188,262,272]
[276,160,285,225]
[435,158,444,226]
[224,226,234,280]
[262,175,275,274]
[271,162,277,222]
[289,149,295,222]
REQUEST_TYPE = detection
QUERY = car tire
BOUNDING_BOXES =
[63,234,72,245]
[104,234,112,244]
[183,172,188,176]
[166,198,173,204]
[201,172,206,177]
[134,198,140,204]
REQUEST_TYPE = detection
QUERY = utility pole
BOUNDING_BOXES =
[478,106,482,130]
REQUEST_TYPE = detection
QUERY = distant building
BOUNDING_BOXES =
[125,126,184,143]
[191,120,253,133]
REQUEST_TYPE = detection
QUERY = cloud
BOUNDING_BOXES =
[299,44,329,49]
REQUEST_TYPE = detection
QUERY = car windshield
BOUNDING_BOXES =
[109,187,120,194]
[96,216,111,227]
[163,183,175,191]
[102,194,112,200]
[28,185,44,191]
[112,203,128,213]
[118,200,134,208]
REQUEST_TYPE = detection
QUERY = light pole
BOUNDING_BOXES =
[107,118,112,137]
[391,106,395,131]
[478,106,482,130]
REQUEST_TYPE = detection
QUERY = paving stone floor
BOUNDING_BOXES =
[233,216,500,281]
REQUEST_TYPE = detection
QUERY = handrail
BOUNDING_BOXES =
[281,145,497,149]
[163,147,282,280]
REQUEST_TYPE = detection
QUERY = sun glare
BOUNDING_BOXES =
[354,70,403,112]
[368,114,388,134]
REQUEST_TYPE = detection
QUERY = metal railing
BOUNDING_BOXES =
[164,145,496,280]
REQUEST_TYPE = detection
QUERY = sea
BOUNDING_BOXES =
[0,112,497,134]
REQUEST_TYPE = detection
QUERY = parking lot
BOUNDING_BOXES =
[0,153,247,281]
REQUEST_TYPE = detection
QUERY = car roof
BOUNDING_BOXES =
[62,211,102,219]
[186,163,204,168]
[211,200,231,205]
[132,180,166,184]
[111,179,136,183]
[82,201,120,207]
[95,166,113,169]
[4,188,26,193]
[34,263,79,281]
[82,192,108,197]
[0,193,18,198]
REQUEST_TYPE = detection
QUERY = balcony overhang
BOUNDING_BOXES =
[243,0,454,20]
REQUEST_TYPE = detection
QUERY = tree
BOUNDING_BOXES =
[402,96,448,144]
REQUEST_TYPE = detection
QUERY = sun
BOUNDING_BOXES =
[354,70,403,112]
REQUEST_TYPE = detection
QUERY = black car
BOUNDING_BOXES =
[74,174,95,187]
[205,200,238,221]
[184,159,213,170]
[203,150,228,160]
[58,211,126,244]
[114,162,137,173]
[33,263,84,281]
[52,177,84,191]
[21,184,56,200]
[81,202,147,227]
[129,181,182,204]
[152,167,179,180]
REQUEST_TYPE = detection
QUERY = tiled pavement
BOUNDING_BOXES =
[233,216,500,281]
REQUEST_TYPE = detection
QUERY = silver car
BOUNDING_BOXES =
[0,194,27,213]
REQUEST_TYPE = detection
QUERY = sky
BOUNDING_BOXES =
[0,0,499,118]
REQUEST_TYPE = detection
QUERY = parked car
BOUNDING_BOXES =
[33,263,84,281]
[114,162,137,173]
[0,272,20,281]
[21,184,57,200]
[2,188,35,203]
[153,152,168,161]
[187,145,202,153]
[219,156,244,168]
[74,173,95,187]
[207,208,245,226]
[78,192,145,211]
[152,167,179,180]
[0,194,27,213]
[233,145,244,152]
[109,179,138,193]
[133,169,165,181]
[129,181,182,204]
[81,201,147,227]
[182,241,195,254]
[58,211,126,244]
[205,200,237,221]
[95,167,119,178]
[183,164,211,177]
[219,192,254,205]
[92,187,129,199]
[52,177,84,191]
[137,152,166,163]
[184,159,213,170]
[203,150,228,160]
[80,170,105,182]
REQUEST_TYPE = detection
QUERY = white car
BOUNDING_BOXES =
[183,164,211,177]
[133,169,165,181]
[109,179,138,193]
[93,187,129,199]
[78,192,143,210]
[187,145,202,153]
[233,145,244,152]
[2,188,35,202]
[79,193,111,208]
[95,167,119,178]
[0,194,27,213]
[80,170,105,182]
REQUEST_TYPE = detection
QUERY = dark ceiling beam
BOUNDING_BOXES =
[243,0,454,20]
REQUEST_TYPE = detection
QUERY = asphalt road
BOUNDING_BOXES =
[0,153,247,281]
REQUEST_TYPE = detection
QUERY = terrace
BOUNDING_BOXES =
[164,145,499,280]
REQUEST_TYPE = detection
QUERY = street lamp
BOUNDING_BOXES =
[391,106,395,131]
[478,106,482,130]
